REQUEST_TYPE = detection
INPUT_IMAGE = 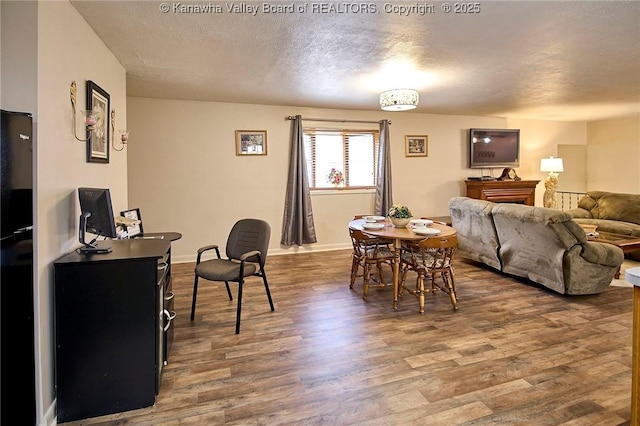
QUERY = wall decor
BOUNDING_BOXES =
[86,80,110,163]
[236,130,267,156]
[405,135,428,157]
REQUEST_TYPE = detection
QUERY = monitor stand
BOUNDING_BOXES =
[78,245,112,254]
[78,212,112,254]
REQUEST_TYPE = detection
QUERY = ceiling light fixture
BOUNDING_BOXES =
[379,89,419,111]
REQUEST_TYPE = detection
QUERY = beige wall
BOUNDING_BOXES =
[1,1,128,423]
[558,144,587,193]
[587,115,640,193]
[127,99,594,262]
[5,2,637,423]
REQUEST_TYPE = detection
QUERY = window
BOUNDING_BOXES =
[303,128,379,189]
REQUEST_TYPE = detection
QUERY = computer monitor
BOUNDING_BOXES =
[78,187,117,253]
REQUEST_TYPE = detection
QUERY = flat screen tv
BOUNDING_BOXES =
[78,187,116,253]
[469,128,520,169]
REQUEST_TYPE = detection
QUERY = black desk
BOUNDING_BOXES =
[53,234,180,422]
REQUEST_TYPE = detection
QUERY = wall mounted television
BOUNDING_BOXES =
[78,187,117,253]
[469,128,520,169]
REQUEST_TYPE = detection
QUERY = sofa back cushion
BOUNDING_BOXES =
[491,203,584,294]
[448,197,501,270]
[578,191,640,225]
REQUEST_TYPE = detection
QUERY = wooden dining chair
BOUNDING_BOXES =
[349,228,394,301]
[399,234,459,314]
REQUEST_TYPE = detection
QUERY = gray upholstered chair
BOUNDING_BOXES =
[190,218,274,334]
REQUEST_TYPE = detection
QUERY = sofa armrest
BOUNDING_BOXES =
[566,207,592,219]
[580,241,624,267]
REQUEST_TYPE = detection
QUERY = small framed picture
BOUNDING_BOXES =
[236,130,267,156]
[405,135,428,157]
[86,80,110,163]
[120,208,143,238]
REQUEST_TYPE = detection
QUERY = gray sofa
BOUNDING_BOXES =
[566,191,640,237]
[449,196,624,295]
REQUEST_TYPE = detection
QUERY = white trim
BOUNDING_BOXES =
[172,243,352,264]
[311,188,375,196]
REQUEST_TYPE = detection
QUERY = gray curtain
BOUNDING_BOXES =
[281,115,317,246]
[374,119,393,216]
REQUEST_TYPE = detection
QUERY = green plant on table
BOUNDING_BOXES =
[388,204,412,218]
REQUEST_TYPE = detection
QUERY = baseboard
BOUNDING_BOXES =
[172,243,352,264]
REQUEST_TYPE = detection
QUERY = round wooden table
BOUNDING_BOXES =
[349,218,457,309]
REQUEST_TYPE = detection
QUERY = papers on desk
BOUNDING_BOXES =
[115,216,142,238]
[115,216,141,227]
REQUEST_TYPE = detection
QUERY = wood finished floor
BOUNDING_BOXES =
[61,250,633,425]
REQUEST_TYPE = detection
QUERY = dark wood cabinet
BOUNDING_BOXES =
[53,238,172,423]
[465,179,540,206]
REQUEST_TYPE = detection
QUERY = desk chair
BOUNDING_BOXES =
[399,234,459,314]
[190,218,274,334]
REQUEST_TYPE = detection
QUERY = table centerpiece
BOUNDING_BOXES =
[388,204,413,227]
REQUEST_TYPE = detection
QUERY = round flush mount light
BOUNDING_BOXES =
[379,89,419,111]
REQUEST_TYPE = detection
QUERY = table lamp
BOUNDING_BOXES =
[540,156,564,209]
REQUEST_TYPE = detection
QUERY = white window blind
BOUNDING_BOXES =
[303,128,379,189]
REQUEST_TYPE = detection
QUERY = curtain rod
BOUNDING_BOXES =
[285,116,390,125]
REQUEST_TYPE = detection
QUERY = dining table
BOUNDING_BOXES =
[348,217,458,310]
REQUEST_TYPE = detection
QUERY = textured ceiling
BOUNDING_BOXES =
[71,0,640,121]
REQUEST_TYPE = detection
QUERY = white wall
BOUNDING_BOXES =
[127,98,592,262]
[2,1,128,423]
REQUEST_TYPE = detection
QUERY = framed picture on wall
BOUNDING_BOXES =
[405,135,428,157]
[86,80,110,163]
[236,130,267,156]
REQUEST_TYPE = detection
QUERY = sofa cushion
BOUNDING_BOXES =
[491,204,578,293]
[577,191,640,225]
[572,218,640,237]
[490,203,622,295]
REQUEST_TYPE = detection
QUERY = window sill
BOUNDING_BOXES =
[311,188,375,195]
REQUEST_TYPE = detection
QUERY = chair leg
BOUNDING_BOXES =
[261,270,275,312]
[235,279,244,334]
[445,270,458,310]
[190,275,199,321]
[399,266,408,297]
[224,281,233,300]
[449,266,459,301]
[350,255,360,289]
[377,261,385,284]
[362,262,372,301]
[417,271,426,314]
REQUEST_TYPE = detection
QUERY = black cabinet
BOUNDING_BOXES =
[1,230,35,425]
[53,238,171,423]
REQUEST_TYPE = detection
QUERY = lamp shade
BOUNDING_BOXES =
[540,156,564,173]
[379,89,419,111]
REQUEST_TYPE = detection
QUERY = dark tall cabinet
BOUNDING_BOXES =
[53,238,173,423]
[1,109,35,425]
